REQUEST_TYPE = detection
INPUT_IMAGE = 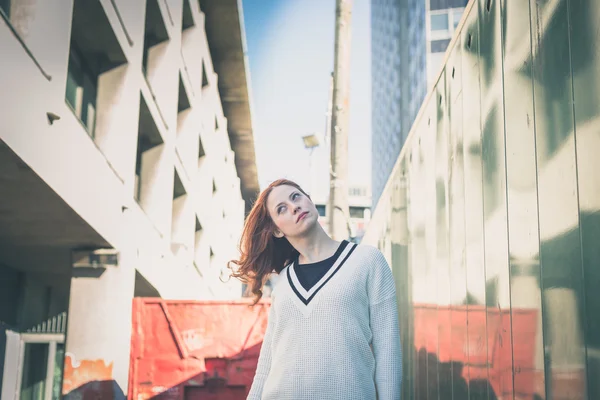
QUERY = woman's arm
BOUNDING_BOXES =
[247,299,276,399]
[368,249,402,400]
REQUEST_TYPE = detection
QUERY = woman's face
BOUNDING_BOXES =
[266,184,318,238]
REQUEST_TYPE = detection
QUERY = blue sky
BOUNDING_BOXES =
[242,0,372,197]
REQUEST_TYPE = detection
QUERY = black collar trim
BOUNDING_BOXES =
[287,242,357,305]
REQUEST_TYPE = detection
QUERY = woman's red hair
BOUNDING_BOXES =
[228,179,308,304]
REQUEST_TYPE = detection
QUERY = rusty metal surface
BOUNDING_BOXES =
[63,354,115,399]
[128,299,271,400]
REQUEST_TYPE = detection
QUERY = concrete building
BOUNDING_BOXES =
[314,185,372,243]
[370,0,467,208]
[0,0,258,398]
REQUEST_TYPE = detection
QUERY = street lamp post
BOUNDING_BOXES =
[302,133,320,196]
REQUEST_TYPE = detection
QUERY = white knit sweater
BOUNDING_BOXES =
[247,242,402,400]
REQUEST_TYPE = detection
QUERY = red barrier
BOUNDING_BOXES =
[128,299,539,399]
[128,298,271,400]
[413,304,539,399]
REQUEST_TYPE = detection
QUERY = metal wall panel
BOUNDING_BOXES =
[530,0,588,398]
[501,0,547,397]
[461,5,490,398]
[478,0,514,398]
[424,93,441,400]
[447,32,469,400]
[435,71,453,398]
[569,0,600,398]
[363,0,599,398]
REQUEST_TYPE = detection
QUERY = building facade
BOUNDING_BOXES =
[426,0,468,88]
[371,0,427,208]
[314,185,372,243]
[371,0,467,208]
[0,0,258,398]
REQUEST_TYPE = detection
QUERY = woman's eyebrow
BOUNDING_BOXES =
[274,192,296,210]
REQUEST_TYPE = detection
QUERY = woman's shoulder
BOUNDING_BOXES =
[352,244,396,301]
[350,243,387,265]
[348,243,392,279]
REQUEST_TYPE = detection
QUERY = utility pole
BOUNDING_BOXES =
[325,72,334,146]
[329,0,352,240]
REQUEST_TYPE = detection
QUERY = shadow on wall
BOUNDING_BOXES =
[64,380,125,400]
[415,347,497,400]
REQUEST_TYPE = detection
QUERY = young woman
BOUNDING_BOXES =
[229,179,402,400]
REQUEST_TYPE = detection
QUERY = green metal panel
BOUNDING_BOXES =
[364,0,599,398]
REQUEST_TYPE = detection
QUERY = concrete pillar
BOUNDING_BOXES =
[176,107,201,177]
[62,247,135,399]
[95,63,140,182]
[171,193,195,263]
[140,142,174,238]
[146,40,179,130]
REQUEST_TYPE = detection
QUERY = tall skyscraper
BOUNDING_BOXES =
[371,0,468,207]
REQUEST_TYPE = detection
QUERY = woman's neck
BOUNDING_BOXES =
[288,225,341,264]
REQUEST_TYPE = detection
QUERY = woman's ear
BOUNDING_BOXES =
[273,229,284,239]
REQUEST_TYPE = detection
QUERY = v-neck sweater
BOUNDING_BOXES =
[295,240,348,291]
[247,243,402,400]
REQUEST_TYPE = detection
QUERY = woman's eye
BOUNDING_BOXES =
[292,193,300,199]
[277,206,285,214]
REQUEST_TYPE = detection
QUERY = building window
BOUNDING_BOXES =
[452,9,464,29]
[0,0,37,41]
[182,0,194,30]
[194,216,204,267]
[198,137,206,169]
[431,39,451,53]
[135,95,164,204]
[349,207,365,219]
[195,217,203,238]
[173,170,186,200]
[430,0,469,11]
[171,169,188,258]
[201,60,209,88]
[0,0,10,17]
[177,73,191,114]
[142,0,169,77]
[430,12,449,31]
[316,205,326,217]
[65,45,97,137]
[209,247,215,268]
[67,0,126,139]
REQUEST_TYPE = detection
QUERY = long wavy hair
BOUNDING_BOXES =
[228,179,309,304]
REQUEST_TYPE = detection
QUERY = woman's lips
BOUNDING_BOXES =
[297,211,308,223]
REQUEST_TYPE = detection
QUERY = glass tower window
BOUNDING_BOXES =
[430,12,449,31]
